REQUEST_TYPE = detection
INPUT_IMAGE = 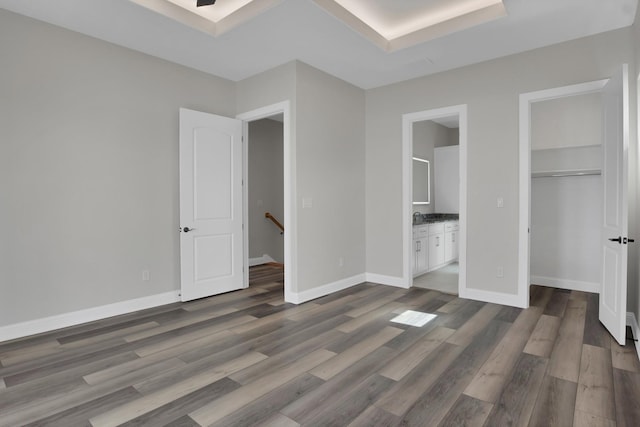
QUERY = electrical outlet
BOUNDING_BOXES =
[496,267,504,278]
[497,197,504,208]
[338,257,344,267]
[142,270,150,281]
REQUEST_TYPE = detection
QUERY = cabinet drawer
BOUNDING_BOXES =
[428,222,444,235]
[414,225,428,239]
[445,221,459,232]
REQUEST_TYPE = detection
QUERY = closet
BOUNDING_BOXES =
[529,92,603,292]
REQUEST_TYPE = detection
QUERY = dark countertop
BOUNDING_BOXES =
[413,213,459,226]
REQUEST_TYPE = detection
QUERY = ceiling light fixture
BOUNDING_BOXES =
[130,0,283,36]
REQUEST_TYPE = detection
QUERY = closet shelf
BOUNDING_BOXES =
[532,168,601,178]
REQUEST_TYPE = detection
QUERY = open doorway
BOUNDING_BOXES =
[529,92,603,295]
[411,117,460,295]
[247,116,285,287]
[402,105,468,295]
[237,101,294,302]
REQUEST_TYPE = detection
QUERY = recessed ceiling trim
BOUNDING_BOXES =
[129,0,284,37]
[312,0,390,51]
[390,2,507,51]
[216,0,285,35]
[313,0,507,52]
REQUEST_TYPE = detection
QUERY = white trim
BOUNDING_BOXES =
[365,273,409,289]
[402,104,468,297]
[459,287,526,308]
[518,79,608,310]
[248,254,277,267]
[237,101,295,303]
[530,276,600,294]
[288,274,366,304]
[626,312,640,362]
[0,291,180,343]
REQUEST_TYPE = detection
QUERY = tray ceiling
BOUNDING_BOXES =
[0,0,636,89]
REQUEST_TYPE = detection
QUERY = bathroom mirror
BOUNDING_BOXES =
[413,157,430,205]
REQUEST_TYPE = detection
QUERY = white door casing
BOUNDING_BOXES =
[600,64,629,345]
[179,108,244,302]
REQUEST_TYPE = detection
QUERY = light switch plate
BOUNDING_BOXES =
[497,197,504,208]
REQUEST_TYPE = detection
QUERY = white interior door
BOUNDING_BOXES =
[179,108,244,302]
[600,64,629,345]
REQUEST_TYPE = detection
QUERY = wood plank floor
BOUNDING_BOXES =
[1,276,639,426]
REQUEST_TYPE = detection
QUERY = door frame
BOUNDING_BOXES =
[237,101,294,303]
[518,79,608,308]
[402,104,468,293]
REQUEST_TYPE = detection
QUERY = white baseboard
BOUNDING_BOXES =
[249,254,277,267]
[459,286,527,308]
[288,274,366,304]
[627,312,640,362]
[531,275,600,293]
[365,273,409,289]
[0,291,180,343]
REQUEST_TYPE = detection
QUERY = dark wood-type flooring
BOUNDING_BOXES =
[1,268,639,426]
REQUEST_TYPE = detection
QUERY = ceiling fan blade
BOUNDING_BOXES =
[197,0,216,6]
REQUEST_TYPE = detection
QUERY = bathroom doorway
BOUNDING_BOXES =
[402,105,468,296]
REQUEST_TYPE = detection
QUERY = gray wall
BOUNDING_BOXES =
[238,61,366,295]
[236,61,296,116]
[248,119,284,263]
[366,27,637,297]
[531,175,603,287]
[531,93,602,150]
[295,62,366,292]
[0,10,236,326]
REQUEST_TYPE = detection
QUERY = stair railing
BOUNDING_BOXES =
[265,212,284,235]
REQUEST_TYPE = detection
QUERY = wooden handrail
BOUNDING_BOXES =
[265,212,284,234]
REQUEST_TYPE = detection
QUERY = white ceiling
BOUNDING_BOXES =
[430,116,460,129]
[0,0,636,89]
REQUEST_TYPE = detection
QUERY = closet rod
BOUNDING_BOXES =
[532,169,601,178]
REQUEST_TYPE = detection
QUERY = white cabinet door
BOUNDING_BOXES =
[444,221,459,262]
[413,239,419,275]
[413,225,429,276]
[429,233,444,268]
[416,237,428,274]
[445,231,456,262]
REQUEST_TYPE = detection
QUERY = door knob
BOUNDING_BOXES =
[608,236,622,244]
[182,227,195,233]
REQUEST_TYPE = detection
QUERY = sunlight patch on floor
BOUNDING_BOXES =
[390,310,437,327]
